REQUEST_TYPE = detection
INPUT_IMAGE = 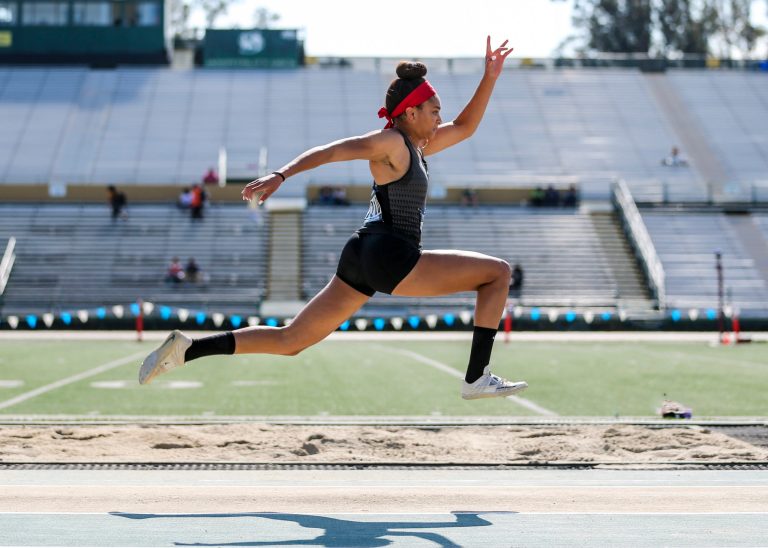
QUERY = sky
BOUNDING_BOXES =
[202,0,577,58]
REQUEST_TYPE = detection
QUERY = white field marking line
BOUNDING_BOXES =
[380,346,558,416]
[634,345,768,369]
[0,351,146,411]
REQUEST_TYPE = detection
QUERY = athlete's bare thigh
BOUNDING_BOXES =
[392,250,510,297]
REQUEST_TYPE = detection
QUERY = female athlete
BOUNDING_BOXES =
[140,37,527,400]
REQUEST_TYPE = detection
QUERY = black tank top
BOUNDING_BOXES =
[358,128,429,247]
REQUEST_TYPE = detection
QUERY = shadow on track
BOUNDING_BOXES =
[111,510,515,547]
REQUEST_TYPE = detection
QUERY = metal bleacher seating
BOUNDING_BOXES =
[666,71,768,190]
[641,209,768,313]
[0,204,268,315]
[2,64,766,320]
[302,204,620,314]
[754,214,768,241]
[0,65,718,201]
[462,68,702,201]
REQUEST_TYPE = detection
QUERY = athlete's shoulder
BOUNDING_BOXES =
[362,128,404,145]
[354,128,408,158]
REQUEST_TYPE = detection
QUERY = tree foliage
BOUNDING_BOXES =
[574,0,653,53]
[656,0,717,54]
[169,1,281,40]
[710,0,766,55]
[568,0,767,56]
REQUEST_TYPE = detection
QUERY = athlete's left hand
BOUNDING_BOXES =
[485,36,513,79]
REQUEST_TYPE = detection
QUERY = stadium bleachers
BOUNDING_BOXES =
[487,69,701,200]
[0,203,268,315]
[4,201,768,319]
[2,63,768,321]
[641,209,768,313]
[666,71,768,189]
[755,214,768,241]
[1,65,748,200]
[302,204,630,314]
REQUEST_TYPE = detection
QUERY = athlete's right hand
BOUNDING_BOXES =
[241,173,283,204]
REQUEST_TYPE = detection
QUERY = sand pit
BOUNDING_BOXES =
[1,423,766,464]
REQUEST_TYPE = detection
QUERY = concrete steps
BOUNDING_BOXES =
[266,211,302,301]
[590,211,655,311]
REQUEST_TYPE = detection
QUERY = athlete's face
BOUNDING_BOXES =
[406,95,442,140]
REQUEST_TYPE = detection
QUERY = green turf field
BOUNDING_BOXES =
[0,338,766,417]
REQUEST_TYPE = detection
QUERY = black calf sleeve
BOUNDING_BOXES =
[464,326,497,383]
[184,332,236,362]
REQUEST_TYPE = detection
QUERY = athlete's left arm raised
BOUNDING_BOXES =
[423,36,513,157]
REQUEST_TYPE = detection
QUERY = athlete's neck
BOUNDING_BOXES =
[396,126,427,150]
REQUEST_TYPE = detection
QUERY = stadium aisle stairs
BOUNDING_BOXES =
[589,211,655,312]
[266,211,302,301]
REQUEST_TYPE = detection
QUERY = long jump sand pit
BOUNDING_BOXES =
[1,423,766,464]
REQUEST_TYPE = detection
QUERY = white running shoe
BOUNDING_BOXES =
[461,365,528,400]
[138,330,192,385]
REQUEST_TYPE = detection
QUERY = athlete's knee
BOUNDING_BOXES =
[278,326,313,356]
[492,258,512,285]
[283,337,309,357]
[287,342,313,356]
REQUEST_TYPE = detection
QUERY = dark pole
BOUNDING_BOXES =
[715,251,724,342]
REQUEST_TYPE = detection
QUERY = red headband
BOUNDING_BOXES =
[377,80,437,129]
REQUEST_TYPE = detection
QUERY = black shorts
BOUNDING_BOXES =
[336,232,422,296]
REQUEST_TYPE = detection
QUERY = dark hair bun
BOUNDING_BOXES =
[396,61,427,80]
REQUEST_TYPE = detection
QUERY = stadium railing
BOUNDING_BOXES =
[612,180,666,309]
[0,236,16,296]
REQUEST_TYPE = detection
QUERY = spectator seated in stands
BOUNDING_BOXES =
[562,184,579,207]
[332,187,350,206]
[529,186,545,207]
[661,146,688,167]
[177,187,193,210]
[543,185,560,207]
[185,257,200,283]
[316,186,335,205]
[202,167,219,185]
[315,186,350,206]
[107,185,127,221]
[461,187,479,207]
[165,257,185,284]
[509,263,524,298]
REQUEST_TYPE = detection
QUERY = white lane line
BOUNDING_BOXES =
[0,351,146,410]
[636,346,768,369]
[382,346,558,416]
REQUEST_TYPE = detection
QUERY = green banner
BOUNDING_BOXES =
[203,28,303,68]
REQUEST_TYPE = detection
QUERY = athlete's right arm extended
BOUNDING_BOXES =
[241,130,396,203]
